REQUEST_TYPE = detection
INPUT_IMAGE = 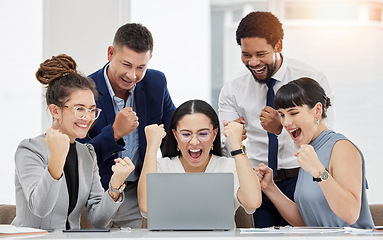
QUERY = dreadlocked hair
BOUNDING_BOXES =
[36,54,77,85]
[36,54,97,107]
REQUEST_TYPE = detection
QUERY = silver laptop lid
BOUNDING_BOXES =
[147,172,234,231]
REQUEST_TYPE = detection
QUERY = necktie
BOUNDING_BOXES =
[266,79,278,178]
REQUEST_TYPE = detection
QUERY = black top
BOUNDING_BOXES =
[64,142,79,229]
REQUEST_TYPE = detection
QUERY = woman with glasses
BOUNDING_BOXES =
[12,54,135,230]
[137,99,261,217]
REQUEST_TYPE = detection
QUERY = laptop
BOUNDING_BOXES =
[146,172,235,231]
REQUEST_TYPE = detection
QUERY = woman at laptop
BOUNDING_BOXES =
[138,99,261,217]
[12,54,135,230]
[255,78,374,228]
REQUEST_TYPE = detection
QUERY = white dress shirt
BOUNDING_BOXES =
[218,56,335,169]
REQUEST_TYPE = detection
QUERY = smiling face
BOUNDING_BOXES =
[107,45,152,99]
[278,104,324,147]
[240,37,282,84]
[172,113,218,172]
[51,89,96,143]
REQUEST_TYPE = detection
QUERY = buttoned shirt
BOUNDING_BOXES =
[218,56,335,169]
[104,64,140,181]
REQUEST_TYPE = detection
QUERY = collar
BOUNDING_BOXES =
[103,63,136,100]
[310,129,333,150]
[271,53,287,83]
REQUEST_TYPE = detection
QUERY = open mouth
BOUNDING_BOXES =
[121,77,134,86]
[189,149,202,161]
[75,123,89,129]
[290,128,302,140]
[250,66,266,74]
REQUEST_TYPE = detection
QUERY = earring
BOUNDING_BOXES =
[177,145,180,152]
[53,119,57,125]
[211,145,214,151]
[316,119,319,125]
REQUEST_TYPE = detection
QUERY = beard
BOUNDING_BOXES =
[246,53,279,85]
[246,63,276,84]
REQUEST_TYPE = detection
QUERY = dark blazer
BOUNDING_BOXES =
[78,64,176,190]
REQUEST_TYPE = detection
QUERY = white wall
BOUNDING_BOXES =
[0,0,211,204]
[130,0,211,107]
[41,0,129,128]
[0,0,42,204]
[1,0,382,205]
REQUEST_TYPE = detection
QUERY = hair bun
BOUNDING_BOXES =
[36,54,77,85]
[324,96,332,109]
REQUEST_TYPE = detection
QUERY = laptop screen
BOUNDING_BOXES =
[147,172,235,230]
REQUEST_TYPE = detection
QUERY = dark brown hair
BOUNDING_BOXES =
[162,99,222,158]
[113,23,153,53]
[274,77,331,118]
[236,11,284,48]
[36,54,97,107]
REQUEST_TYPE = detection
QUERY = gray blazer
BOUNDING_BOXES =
[12,134,124,229]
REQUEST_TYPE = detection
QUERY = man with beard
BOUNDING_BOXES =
[218,11,335,227]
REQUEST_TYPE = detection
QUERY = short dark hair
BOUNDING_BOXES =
[36,54,97,107]
[274,77,331,118]
[236,11,284,47]
[113,23,153,53]
[162,99,222,158]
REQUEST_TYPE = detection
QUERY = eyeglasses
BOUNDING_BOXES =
[63,106,102,120]
[176,129,213,142]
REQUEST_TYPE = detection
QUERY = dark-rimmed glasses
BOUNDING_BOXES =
[63,106,102,120]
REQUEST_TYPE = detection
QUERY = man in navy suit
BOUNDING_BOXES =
[79,23,176,228]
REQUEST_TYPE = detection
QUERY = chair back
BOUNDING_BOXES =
[0,205,16,224]
[370,204,383,226]
[0,204,93,229]
[235,206,254,228]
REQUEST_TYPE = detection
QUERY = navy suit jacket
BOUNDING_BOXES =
[78,64,176,190]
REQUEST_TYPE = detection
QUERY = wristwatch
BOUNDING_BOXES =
[313,169,329,182]
[231,145,247,156]
[109,181,126,193]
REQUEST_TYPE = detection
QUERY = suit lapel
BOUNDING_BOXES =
[93,65,116,125]
[135,82,147,128]
[135,82,147,159]
[97,93,115,124]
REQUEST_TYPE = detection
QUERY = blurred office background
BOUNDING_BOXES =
[1,0,382,204]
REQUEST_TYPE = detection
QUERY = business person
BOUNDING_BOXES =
[256,77,374,229]
[137,99,261,219]
[12,54,135,230]
[78,23,176,228]
[218,11,335,227]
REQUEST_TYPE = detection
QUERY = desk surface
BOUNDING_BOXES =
[12,228,383,240]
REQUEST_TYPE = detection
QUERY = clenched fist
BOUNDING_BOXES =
[223,121,244,151]
[110,157,135,189]
[45,128,70,179]
[112,107,139,141]
[144,124,167,153]
[259,106,282,135]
